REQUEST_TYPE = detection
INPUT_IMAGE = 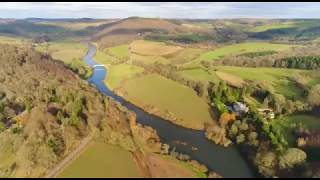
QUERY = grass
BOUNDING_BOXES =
[0,151,15,170]
[35,41,87,64]
[285,114,320,130]
[158,155,207,178]
[249,21,298,32]
[0,35,27,45]
[130,53,171,65]
[105,64,144,89]
[212,66,310,98]
[178,68,218,83]
[106,44,130,60]
[194,42,295,63]
[58,142,141,178]
[166,48,206,64]
[94,49,119,66]
[35,40,92,78]
[130,40,182,56]
[215,71,246,88]
[249,20,320,32]
[277,114,320,146]
[119,74,214,130]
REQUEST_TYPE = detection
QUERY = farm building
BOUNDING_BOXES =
[228,102,249,117]
[257,108,275,119]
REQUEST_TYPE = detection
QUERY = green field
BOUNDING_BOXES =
[106,44,130,60]
[249,21,319,32]
[285,114,320,130]
[105,64,144,89]
[194,42,295,63]
[119,74,214,130]
[249,22,298,32]
[130,53,171,65]
[178,68,218,83]
[58,143,141,178]
[94,49,123,66]
[277,114,320,146]
[166,48,206,64]
[36,41,87,63]
[213,66,309,98]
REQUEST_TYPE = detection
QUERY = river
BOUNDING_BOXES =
[83,43,255,178]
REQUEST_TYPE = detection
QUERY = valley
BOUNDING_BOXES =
[0,15,319,178]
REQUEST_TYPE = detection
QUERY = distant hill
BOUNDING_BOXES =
[0,20,82,40]
[91,17,203,48]
[248,19,320,40]
[25,18,110,23]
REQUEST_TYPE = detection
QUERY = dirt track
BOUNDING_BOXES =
[45,134,94,178]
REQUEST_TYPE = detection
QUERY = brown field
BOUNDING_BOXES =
[215,71,246,88]
[130,40,182,56]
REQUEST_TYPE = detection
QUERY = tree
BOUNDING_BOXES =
[279,148,307,169]
[255,150,278,177]
[236,133,246,144]
[219,112,236,127]
[248,132,259,147]
[230,123,239,137]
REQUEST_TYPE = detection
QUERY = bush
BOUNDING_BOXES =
[279,148,307,169]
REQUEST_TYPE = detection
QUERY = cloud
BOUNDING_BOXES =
[0,2,320,19]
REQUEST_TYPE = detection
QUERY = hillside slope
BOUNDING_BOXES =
[93,17,196,48]
[0,44,137,177]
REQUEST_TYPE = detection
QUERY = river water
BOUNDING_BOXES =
[83,44,255,178]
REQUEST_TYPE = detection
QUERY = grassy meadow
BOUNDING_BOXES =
[285,114,320,130]
[249,20,320,32]
[194,42,295,63]
[35,41,87,63]
[212,66,310,99]
[106,44,130,59]
[130,53,171,65]
[275,114,320,146]
[58,143,141,178]
[178,68,218,83]
[119,74,214,130]
[105,64,144,89]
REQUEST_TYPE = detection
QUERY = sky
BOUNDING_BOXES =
[1,2,320,19]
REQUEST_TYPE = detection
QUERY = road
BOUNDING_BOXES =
[45,133,94,178]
